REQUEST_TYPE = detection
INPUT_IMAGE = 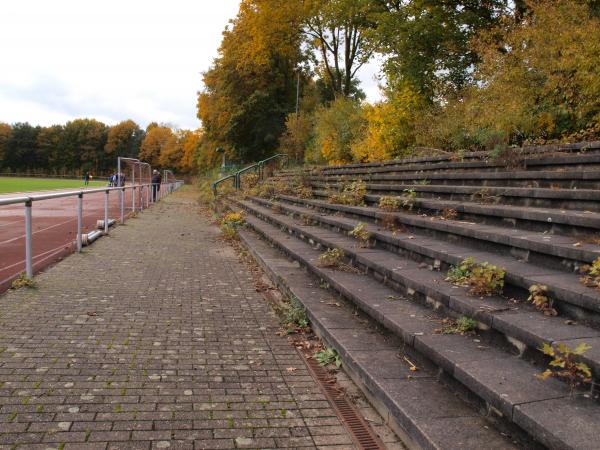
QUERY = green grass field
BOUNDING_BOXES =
[0,177,106,194]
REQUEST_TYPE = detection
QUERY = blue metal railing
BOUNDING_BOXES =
[211,154,288,195]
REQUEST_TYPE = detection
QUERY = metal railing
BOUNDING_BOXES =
[211,153,288,195]
[0,180,184,279]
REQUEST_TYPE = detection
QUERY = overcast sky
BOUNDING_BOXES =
[0,1,382,130]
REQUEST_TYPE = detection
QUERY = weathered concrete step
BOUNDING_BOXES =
[312,182,600,212]
[315,142,600,172]
[320,152,600,177]
[276,194,600,267]
[236,227,523,450]
[257,195,600,322]
[234,198,600,379]
[308,189,600,235]
[237,214,600,450]
[294,169,600,189]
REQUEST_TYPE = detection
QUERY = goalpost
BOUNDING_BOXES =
[116,157,152,222]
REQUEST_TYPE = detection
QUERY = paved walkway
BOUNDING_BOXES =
[0,188,356,449]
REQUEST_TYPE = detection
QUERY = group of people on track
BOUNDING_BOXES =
[85,169,164,202]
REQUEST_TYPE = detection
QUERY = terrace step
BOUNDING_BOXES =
[293,169,600,190]
[274,194,600,268]
[236,227,522,450]
[311,182,600,212]
[319,152,600,177]
[235,208,600,450]
[315,141,600,172]
[249,195,600,324]
[233,198,600,381]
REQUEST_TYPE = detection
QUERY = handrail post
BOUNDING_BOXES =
[77,193,83,252]
[25,199,33,278]
[132,185,136,213]
[104,190,109,235]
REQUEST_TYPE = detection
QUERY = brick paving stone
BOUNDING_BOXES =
[0,189,358,449]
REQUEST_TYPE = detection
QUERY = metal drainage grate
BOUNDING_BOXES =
[303,353,386,450]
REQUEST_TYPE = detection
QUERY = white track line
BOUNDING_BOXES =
[0,242,73,273]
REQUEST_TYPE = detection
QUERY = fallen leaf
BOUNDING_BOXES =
[286,367,297,372]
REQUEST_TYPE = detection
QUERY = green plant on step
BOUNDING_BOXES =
[11,273,37,290]
[317,248,345,268]
[446,257,505,296]
[580,257,600,290]
[401,189,417,210]
[328,180,366,206]
[349,223,370,247]
[446,257,476,284]
[528,284,557,316]
[378,195,402,211]
[315,347,342,368]
[378,190,416,212]
[441,316,477,335]
[283,296,309,331]
[297,186,313,199]
[538,342,592,393]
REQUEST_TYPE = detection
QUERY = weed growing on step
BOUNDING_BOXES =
[297,186,313,199]
[243,172,260,188]
[539,342,592,393]
[528,284,557,316]
[317,248,345,268]
[446,257,505,296]
[379,214,407,233]
[300,214,316,226]
[328,181,366,206]
[439,316,477,335]
[471,188,501,204]
[315,347,342,368]
[580,257,600,290]
[282,296,309,332]
[439,208,458,220]
[416,179,431,185]
[220,212,245,240]
[11,273,37,290]
[378,190,417,212]
[349,223,370,247]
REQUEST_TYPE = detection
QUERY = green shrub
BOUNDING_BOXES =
[447,257,505,296]
[328,181,367,206]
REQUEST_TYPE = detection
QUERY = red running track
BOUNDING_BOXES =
[0,187,150,292]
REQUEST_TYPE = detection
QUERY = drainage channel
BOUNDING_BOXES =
[300,349,386,450]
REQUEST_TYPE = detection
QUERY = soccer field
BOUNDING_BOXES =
[0,177,106,194]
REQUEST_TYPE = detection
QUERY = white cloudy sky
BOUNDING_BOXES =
[0,1,382,130]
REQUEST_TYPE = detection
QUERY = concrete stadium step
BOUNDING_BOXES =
[294,169,600,190]
[235,209,600,450]
[315,141,600,173]
[318,150,600,177]
[274,194,600,269]
[248,196,600,324]
[233,198,600,381]
[310,182,600,212]
[236,227,524,450]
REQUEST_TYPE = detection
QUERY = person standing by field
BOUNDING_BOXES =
[151,170,162,201]
[84,172,90,186]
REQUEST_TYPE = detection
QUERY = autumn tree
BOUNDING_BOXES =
[105,120,144,159]
[415,0,600,149]
[197,0,307,164]
[0,123,11,168]
[139,125,174,167]
[303,0,376,98]
[370,0,510,101]
[180,130,201,173]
